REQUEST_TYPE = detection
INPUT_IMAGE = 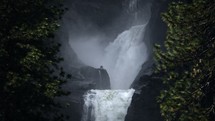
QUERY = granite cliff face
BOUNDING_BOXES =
[125,1,172,121]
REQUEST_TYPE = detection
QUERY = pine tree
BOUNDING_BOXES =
[0,0,69,121]
[155,0,215,120]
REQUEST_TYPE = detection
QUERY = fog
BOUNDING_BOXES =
[60,0,152,89]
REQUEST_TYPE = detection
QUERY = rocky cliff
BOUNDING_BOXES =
[126,73,164,121]
[57,66,110,121]
[125,1,172,121]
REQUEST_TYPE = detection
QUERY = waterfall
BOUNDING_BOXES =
[71,24,148,89]
[67,0,151,120]
[80,24,146,120]
[82,89,135,121]
[70,0,151,89]
[102,24,148,89]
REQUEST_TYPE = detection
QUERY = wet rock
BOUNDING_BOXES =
[57,66,110,121]
[125,74,164,121]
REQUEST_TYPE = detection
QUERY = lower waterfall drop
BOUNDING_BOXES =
[82,89,135,121]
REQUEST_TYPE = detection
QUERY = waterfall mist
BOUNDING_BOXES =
[102,25,148,89]
[56,0,169,120]
[70,24,148,89]
[61,0,152,89]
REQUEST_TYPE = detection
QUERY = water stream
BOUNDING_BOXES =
[71,0,151,120]
[102,24,148,89]
[82,89,135,121]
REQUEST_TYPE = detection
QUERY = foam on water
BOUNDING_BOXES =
[82,89,135,121]
[102,25,147,89]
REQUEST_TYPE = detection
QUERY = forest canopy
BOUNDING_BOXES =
[0,0,68,121]
[155,0,215,121]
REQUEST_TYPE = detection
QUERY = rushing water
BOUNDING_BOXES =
[71,24,148,89]
[102,24,148,89]
[70,0,151,89]
[81,89,135,121]
[70,0,151,120]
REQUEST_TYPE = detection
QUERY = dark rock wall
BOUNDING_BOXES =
[79,66,110,89]
[96,68,111,89]
[57,66,110,121]
[125,1,172,121]
[126,74,164,121]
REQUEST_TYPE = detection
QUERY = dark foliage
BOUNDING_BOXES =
[0,0,69,121]
[155,0,215,120]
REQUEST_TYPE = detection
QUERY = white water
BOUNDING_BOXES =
[82,89,135,121]
[103,25,148,89]
[79,23,147,121]
[71,24,148,89]
[61,0,152,120]
[70,0,150,89]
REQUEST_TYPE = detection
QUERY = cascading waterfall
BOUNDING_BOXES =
[71,24,148,89]
[70,1,150,89]
[102,24,148,89]
[81,24,147,121]
[81,22,148,119]
[69,0,151,120]
[82,89,135,121]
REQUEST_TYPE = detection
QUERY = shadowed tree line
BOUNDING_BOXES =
[0,0,71,121]
[155,0,215,121]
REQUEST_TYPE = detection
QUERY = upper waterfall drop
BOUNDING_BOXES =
[102,24,148,89]
[69,0,151,89]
